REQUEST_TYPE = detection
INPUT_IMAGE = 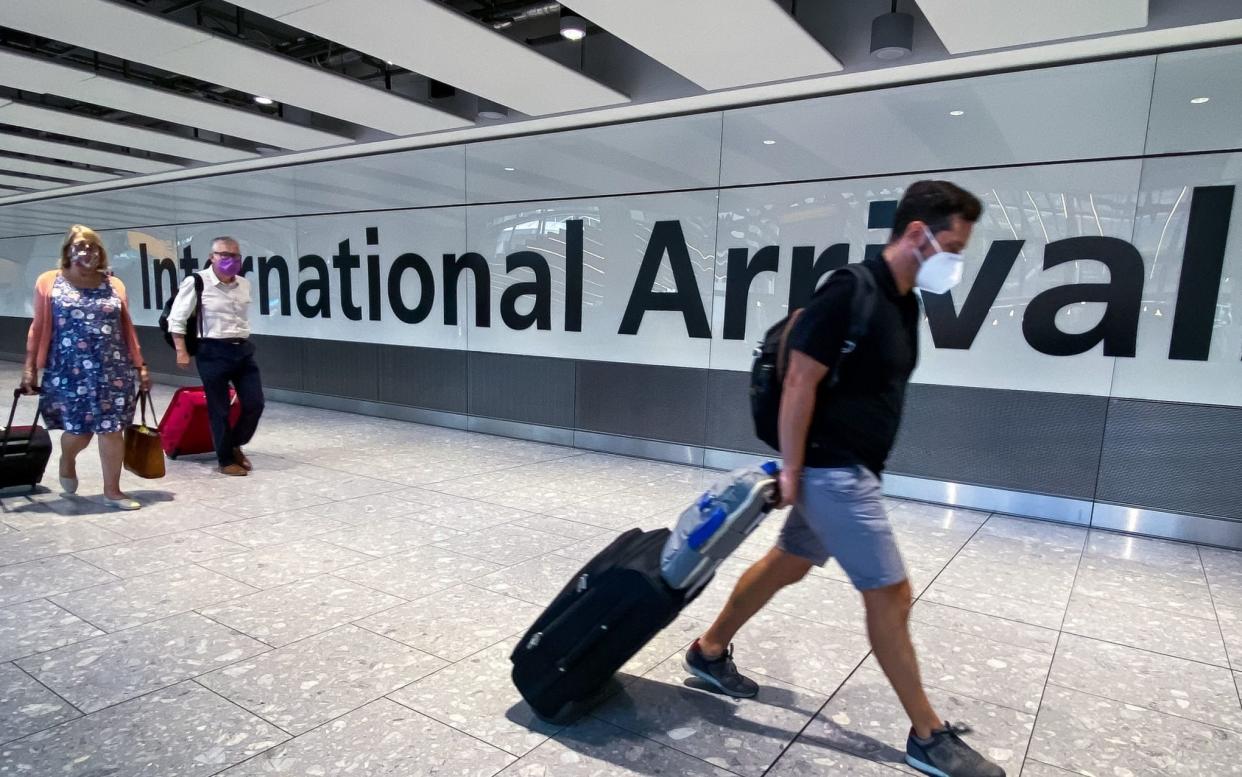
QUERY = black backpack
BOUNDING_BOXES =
[158,272,205,356]
[750,263,877,451]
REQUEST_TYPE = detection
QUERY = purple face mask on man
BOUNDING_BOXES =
[214,254,242,277]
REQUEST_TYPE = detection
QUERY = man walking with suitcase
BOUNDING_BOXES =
[685,181,1004,777]
[167,236,265,476]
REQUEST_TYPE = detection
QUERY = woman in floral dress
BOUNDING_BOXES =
[21,225,151,510]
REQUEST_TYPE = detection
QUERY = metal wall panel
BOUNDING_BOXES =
[467,351,575,428]
[575,360,709,445]
[302,339,379,400]
[376,343,467,413]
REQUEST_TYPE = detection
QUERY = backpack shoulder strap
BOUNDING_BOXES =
[825,263,878,389]
[193,271,205,337]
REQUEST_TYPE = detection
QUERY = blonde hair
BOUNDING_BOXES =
[59,224,109,270]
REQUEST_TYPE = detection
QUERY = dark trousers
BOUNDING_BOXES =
[196,339,265,467]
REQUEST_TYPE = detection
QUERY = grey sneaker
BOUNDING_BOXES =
[906,722,1005,777]
[684,640,759,698]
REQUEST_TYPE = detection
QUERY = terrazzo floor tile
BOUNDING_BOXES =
[432,523,572,567]
[389,638,561,757]
[920,581,1069,631]
[0,662,79,745]
[1018,761,1082,776]
[501,716,734,777]
[416,502,541,534]
[0,554,118,607]
[553,531,624,563]
[88,501,242,540]
[975,516,1087,550]
[316,517,462,557]
[0,599,103,662]
[1085,530,1204,568]
[0,521,127,566]
[333,545,502,599]
[0,681,287,777]
[1048,633,1242,731]
[300,494,429,525]
[218,698,514,776]
[729,609,872,696]
[766,574,868,635]
[50,563,257,632]
[199,575,404,647]
[1029,684,1242,776]
[1062,593,1229,667]
[199,511,353,549]
[504,513,611,541]
[1218,605,1242,668]
[475,553,590,606]
[766,741,908,776]
[1072,561,1217,620]
[904,620,1055,714]
[594,653,828,777]
[16,611,267,713]
[357,583,542,661]
[73,529,248,577]
[199,624,445,734]
[199,538,374,589]
[813,665,1035,777]
[910,600,1061,655]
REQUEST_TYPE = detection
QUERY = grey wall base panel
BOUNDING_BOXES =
[573,431,704,467]
[705,448,778,471]
[263,388,469,431]
[467,416,575,447]
[1090,503,1242,550]
[883,474,1095,526]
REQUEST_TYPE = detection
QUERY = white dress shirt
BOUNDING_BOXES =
[167,269,252,339]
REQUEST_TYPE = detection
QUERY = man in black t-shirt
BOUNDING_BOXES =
[686,182,1005,777]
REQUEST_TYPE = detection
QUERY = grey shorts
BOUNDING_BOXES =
[777,465,908,591]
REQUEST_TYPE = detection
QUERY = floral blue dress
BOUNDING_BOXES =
[39,274,136,435]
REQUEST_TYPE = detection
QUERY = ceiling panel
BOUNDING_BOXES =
[917,0,1148,53]
[0,173,62,191]
[563,0,841,90]
[0,155,118,183]
[0,0,471,136]
[0,134,182,174]
[0,49,349,152]
[234,0,627,116]
[0,102,258,164]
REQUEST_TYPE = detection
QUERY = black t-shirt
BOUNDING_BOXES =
[786,256,920,474]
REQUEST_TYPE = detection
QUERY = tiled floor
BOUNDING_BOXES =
[1,371,1241,776]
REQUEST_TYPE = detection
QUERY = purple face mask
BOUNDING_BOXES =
[214,255,243,277]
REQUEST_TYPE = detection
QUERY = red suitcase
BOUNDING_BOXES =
[159,386,241,458]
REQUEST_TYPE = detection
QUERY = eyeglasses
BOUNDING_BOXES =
[71,242,101,254]
[212,251,242,260]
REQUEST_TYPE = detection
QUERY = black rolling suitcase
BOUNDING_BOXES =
[0,388,52,491]
[510,528,700,723]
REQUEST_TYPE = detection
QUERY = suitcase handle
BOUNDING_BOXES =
[2,387,43,448]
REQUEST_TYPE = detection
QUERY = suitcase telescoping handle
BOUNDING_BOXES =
[2,387,42,448]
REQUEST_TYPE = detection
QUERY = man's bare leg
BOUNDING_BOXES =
[698,547,813,657]
[862,579,941,738]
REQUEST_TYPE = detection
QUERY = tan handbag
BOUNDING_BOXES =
[124,390,165,479]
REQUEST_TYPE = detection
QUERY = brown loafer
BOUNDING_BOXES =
[219,463,248,477]
[233,447,252,471]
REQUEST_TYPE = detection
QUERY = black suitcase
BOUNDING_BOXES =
[510,528,703,723]
[0,388,52,492]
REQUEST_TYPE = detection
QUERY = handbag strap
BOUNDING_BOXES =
[133,388,158,429]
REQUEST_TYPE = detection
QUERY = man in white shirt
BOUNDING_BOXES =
[166,236,265,476]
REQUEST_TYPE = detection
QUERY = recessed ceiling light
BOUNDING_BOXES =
[253,96,274,105]
[504,167,516,172]
[560,12,587,41]
[1191,96,1210,104]
[763,139,776,145]
[949,110,965,116]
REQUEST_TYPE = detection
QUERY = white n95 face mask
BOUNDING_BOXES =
[915,228,964,294]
